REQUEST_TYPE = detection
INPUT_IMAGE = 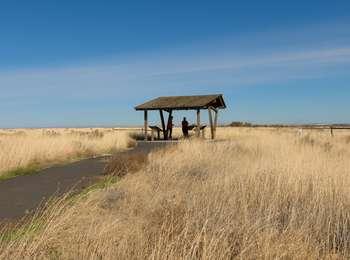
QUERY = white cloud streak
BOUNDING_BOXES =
[1,20,350,103]
[1,21,350,127]
[1,46,350,100]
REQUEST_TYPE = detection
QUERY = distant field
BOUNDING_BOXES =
[1,127,350,259]
[0,128,136,179]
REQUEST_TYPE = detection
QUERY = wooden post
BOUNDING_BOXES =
[196,109,201,137]
[330,127,334,137]
[208,108,214,139]
[166,109,173,140]
[159,110,166,140]
[213,109,218,139]
[144,110,148,141]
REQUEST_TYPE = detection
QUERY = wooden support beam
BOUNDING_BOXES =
[159,110,166,140]
[208,108,214,139]
[144,110,148,141]
[166,109,173,140]
[210,107,218,113]
[213,109,218,139]
[196,109,201,137]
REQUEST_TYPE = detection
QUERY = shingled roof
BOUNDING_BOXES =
[135,94,226,111]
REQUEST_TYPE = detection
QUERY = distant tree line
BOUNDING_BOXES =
[227,122,350,128]
[228,121,253,127]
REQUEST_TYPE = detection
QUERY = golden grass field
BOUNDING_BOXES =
[1,127,350,259]
[0,128,135,178]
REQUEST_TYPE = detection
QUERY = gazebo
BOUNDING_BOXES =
[135,94,226,140]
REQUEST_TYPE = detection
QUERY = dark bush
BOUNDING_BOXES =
[129,131,152,141]
[104,151,148,178]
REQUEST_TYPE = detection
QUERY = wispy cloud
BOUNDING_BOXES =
[1,21,350,114]
[1,45,350,101]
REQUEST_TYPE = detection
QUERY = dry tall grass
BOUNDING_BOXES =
[0,128,134,176]
[1,128,350,259]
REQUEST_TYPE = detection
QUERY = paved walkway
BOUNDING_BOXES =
[0,141,174,220]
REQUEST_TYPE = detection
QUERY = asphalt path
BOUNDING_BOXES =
[0,141,175,220]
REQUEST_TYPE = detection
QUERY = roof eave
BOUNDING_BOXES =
[219,95,227,109]
[135,106,226,111]
[134,94,227,111]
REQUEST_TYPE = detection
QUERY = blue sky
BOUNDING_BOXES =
[1,1,350,127]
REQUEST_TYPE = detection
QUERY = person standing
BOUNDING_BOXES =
[182,117,189,138]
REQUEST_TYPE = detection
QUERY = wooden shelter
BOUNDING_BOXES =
[135,94,226,140]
